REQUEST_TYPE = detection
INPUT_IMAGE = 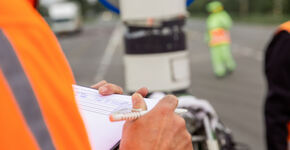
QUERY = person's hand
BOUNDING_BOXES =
[91,80,123,95]
[120,94,193,150]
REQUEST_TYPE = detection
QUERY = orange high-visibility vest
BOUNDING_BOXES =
[0,0,91,149]
[209,28,231,46]
[278,21,290,33]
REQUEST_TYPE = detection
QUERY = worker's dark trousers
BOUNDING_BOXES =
[264,31,290,150]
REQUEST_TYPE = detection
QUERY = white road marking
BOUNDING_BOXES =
[94,23,124,82]
[232,43,263,62]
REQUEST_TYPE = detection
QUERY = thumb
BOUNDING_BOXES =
[132,93,147,111]
[151,95,178,114]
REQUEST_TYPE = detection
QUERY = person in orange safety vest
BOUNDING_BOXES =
[205,1,236,78]
[264,21,290,150]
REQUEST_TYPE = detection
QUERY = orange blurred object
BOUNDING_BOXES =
[277,21,290,33]
[0,0,91,149]
[288,123,290,142]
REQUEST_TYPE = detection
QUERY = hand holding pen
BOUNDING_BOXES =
[119,89,193,150]
[93,81,193,150]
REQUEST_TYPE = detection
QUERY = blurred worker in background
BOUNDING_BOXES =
[0,0,192,149]
[264,21,290,150]
[205,1,236,78]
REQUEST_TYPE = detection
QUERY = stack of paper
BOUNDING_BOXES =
[73,85,159,150]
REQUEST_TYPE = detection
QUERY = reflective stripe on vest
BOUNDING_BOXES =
[0,30,55,150]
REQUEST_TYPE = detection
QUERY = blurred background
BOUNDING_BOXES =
[37,0,289,149]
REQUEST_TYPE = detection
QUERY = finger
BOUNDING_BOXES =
[132,93,147,110]
[91,80,107,89]
[167,115,191,150]
[136,87,149,97]
[151,95,178,114]
[98,83,123,95]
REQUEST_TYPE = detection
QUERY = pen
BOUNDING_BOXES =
[109,108,188,122]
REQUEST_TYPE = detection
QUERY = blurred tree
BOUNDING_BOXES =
[221,0,239,14]
[273,0,283,15]
[284,0,290,14]
[188,0,290,15]
[188,0,210,15]
[238,0,249,16]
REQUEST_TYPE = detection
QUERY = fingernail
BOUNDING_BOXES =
[99,87,108,94]
[136,93,143,99]
[133,93,142,105]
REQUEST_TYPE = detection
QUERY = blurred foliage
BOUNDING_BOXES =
[188,0,290,15]
[38,0,289,23]
[188,0,289,24]
[284,0,290,14]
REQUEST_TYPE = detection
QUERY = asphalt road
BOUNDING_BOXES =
[59,17,277,150]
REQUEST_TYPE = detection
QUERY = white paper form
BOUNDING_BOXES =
[73,85,159,150]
